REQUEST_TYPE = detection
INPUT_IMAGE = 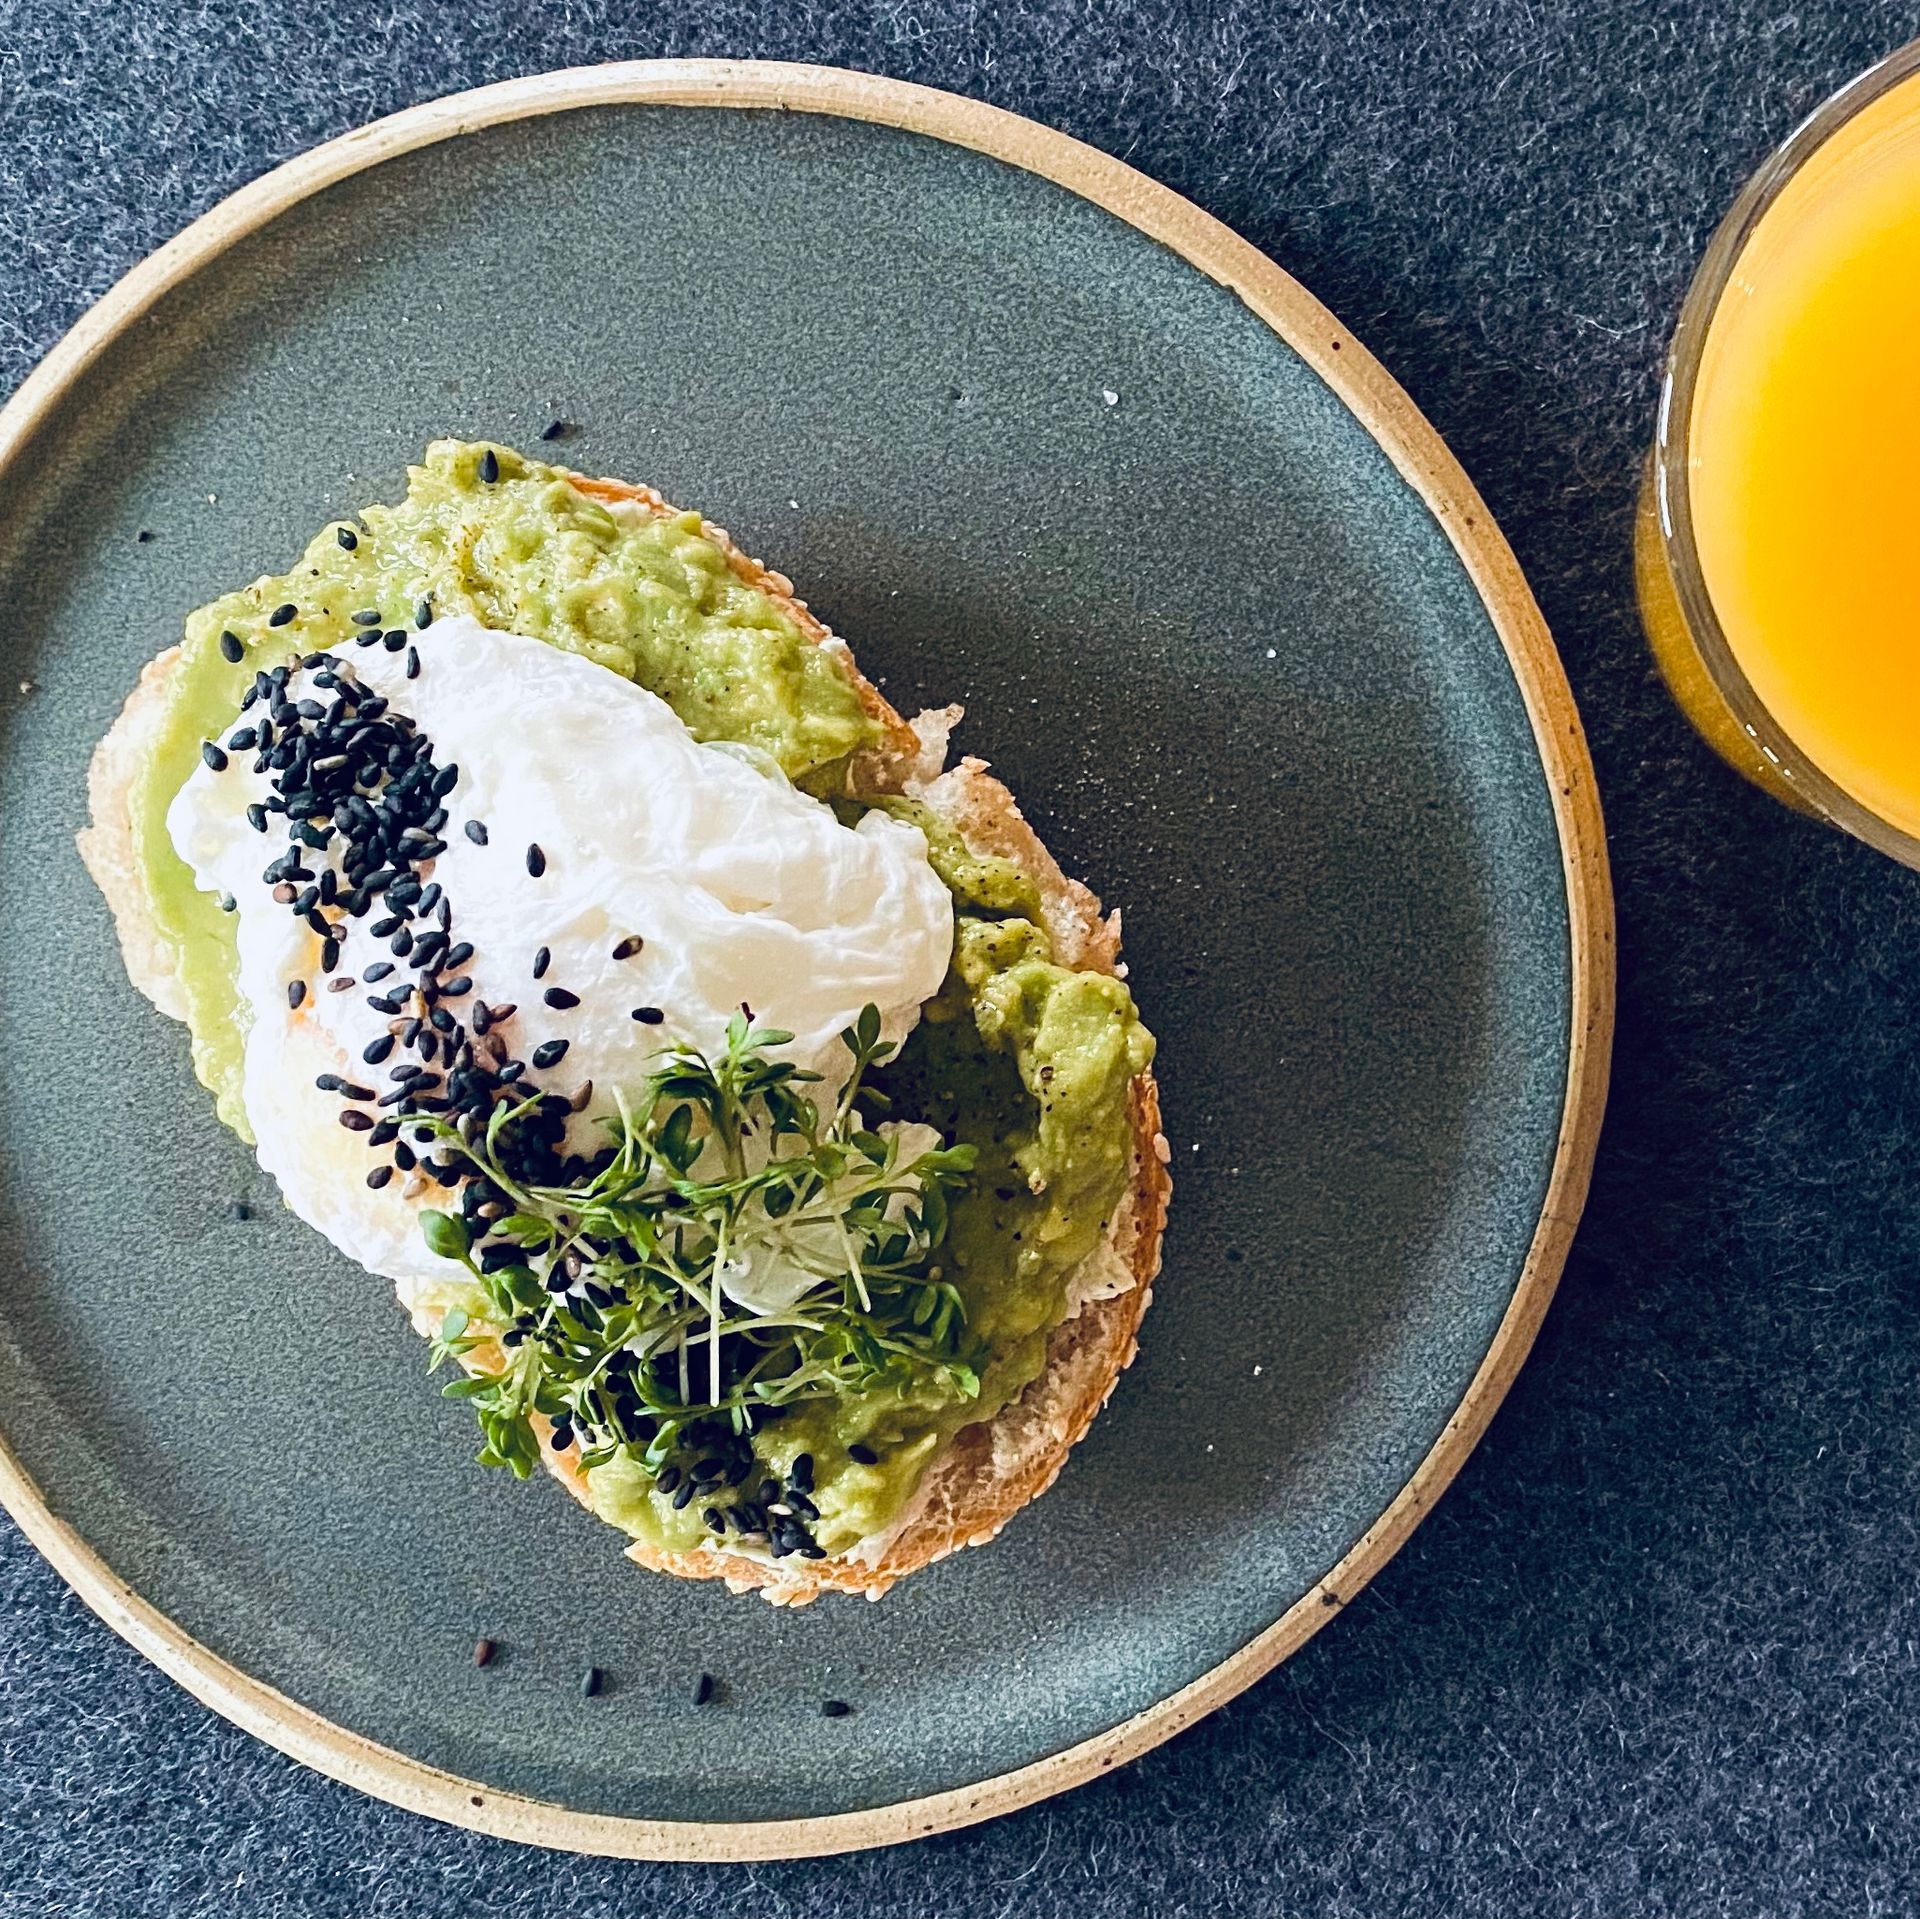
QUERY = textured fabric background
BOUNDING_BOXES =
[5,3,1920,1913]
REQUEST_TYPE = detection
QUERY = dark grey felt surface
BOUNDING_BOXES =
[3,2,1919,1914]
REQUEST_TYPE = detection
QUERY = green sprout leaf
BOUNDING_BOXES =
[420,1210,472,1264]
[422,1003,985,1501]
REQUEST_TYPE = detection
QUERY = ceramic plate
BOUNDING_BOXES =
[0,62,1610,1857]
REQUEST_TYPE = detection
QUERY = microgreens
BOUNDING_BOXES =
[417,1006,981,1509]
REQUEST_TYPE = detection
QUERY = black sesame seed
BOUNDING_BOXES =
[339,1109,373,1132]
[320,937,340,973]
[371,915,401,938]
[363,1034,396,1065]
[336,1082,375,1102]
[848,1444,878,1466]
[473,1636,495,1667]
[611,935,644,961]
[369,1120,399,1146]
[364,960,395,982]
[701,1507,725,1535]
[382,629,407,652]
[543,987,579,1010]
[304,909,329,938]
[393,1142,416,1172]
[444,941,473,968]
[314,1073,343,1092]
[247,803,269,834]
[463,819,488,846]
[479,448,500,484]
[670,1479,695,1511]
[366,995,402,1014]
[268,602,296,627]
[287,980,307,1009]
[631,1006,664,1025]
[790,1453,814,1493]
[821,1700,852,1718]
[692,1671,714,1706]
[525,843,546,878]
[405,646,420,680]
[531,946,550,979]
[415,598,433,629]
[366,1164,393,1190]
[540,419,570,442]
[532,1039,569,1069]
[219,630,244,663]
[579,1665,602,1698]
[337,526,359,551]
[200,740,229,772]
[656,1466,682,1495]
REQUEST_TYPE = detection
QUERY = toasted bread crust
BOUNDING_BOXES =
[81,459,1168,1604]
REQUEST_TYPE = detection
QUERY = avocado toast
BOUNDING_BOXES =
[80,440,1169,1605]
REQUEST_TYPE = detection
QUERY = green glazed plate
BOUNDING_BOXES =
[0,62,1611,1858]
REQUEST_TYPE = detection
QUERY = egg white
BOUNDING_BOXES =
[168,616,954,1311]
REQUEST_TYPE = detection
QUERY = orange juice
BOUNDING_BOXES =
[1675,62,1920,841]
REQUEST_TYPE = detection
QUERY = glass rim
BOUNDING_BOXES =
[1654,34,1920,866]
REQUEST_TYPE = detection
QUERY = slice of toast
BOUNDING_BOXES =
[79,460,1170,1605]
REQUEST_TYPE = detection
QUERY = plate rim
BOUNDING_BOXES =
[0,57,1615,1860]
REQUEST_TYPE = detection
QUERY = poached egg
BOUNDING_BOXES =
[168,615,953,1306]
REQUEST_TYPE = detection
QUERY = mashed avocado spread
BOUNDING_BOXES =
[133,441,1153,1556]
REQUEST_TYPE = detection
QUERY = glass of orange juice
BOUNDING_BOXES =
[1638,37,1920,860]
